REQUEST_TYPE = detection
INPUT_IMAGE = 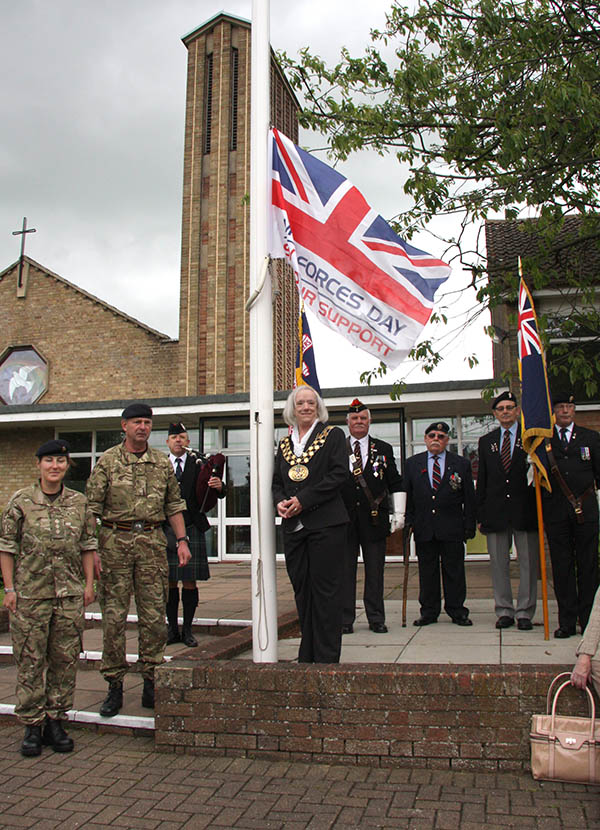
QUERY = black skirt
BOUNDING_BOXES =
[166,523,210,583]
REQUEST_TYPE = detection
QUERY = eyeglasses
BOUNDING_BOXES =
[495,405,517,412]
[426,432,448,440]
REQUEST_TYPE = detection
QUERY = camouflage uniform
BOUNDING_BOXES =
[0,483,97,725]
[86,442,185,682]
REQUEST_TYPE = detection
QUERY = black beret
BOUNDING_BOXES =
[121,403,153,420]
[36,439,70,458]
[552,392,575,406]
[425,422,450,436]
[348,398,367,413]
[168,421,187,435]
[492,391,518,409]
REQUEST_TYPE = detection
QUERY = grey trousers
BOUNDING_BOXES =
[486,529,539,620]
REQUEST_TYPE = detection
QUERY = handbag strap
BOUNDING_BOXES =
[550,680,596,740]
[546,672,572,713]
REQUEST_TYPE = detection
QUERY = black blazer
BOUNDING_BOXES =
[405,450,476,543]
[272,423,349,532]
[476,426,537,533]
[542,424,600,524]
[341,436,403,541]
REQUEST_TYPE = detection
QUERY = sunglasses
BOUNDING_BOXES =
[426,432,448,440]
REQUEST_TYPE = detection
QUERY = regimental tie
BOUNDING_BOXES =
[560,427,569,452]
[354,441,363,473]
[500,429,512,472]
[432,454,441,490]
[175,458,183,481]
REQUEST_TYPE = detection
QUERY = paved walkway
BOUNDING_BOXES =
[0,723,597,829]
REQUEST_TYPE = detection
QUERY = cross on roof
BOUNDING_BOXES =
[11,217,36,288]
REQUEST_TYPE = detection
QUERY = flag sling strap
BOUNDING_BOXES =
[347,437,388,524]
[544,443,595,525]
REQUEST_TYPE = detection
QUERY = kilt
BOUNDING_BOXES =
[166,523,210,583]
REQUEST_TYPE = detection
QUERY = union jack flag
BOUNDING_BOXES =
[518,276,553,490]
[269,129,451,368]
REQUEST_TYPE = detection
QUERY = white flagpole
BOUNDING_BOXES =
[249,0,278,662]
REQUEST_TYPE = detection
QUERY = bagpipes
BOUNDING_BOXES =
[184,448,226,513]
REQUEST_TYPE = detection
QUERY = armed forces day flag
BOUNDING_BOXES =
[269,128,451,368]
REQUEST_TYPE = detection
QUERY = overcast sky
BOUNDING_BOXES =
[1,0,491,390]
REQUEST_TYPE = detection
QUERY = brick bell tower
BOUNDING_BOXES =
[179,12,300,396]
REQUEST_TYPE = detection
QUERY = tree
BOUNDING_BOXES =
[279,0,600,394]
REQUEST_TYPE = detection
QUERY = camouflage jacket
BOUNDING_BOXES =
[86,442,186,522]
[0,482,97,599]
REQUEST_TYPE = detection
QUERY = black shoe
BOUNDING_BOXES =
[517,618,533,631]
[167,624,181,645]
[369,623,388,634]
[99,681,123,717]
[413,617,437,626]
[342,624,354,634]
[42,718,73,753]
[181,626,198,648]
[21,725,42,757]
[141,678,155,709]
[495,616,514,629]
[554,627,575,639]
[452,617,473,627]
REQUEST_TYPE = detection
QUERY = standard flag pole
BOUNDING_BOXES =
[533,467,550,640]
[249,0,278,662]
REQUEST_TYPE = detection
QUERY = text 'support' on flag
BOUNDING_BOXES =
[268,128,452,369]
[518,277,554,491]
[295,307,321,394]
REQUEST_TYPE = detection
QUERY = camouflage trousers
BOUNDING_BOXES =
[98,526,168,682]
[10,596,84,725]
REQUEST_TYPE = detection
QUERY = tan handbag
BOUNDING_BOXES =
[530,672,600,784]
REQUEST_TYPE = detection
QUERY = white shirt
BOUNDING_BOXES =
[169,452,187,476]
[348,433,369,472]
[555,422,574,443]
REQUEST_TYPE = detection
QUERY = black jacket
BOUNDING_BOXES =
[272,423,349,532]
[542,424,600,524]
[405,450,476,543]
[341,436,403,541]
[476,426,537,533]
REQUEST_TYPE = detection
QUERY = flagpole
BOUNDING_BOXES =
[533,467,550,640]
[249,0,278,662]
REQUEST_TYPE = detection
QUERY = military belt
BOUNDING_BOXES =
[101,519,163,533]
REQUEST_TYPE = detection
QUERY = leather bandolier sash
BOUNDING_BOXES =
[280,426,333,481]
[545,442,595,525]
[348,437,388,525]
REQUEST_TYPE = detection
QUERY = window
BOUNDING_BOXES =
[203,54,213,154]
[230,47,238,151]
[0,345,48,405]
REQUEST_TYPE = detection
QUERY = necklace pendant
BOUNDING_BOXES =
[288,464,309,482]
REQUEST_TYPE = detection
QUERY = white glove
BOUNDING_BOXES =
[390,492,407,533]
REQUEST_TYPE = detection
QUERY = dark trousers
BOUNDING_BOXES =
[546,516,599,631]
[415,539,469,621]
[284,524,345,663]
[343,520,386,626]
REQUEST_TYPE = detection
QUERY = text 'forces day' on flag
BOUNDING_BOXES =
[269,128,452,369]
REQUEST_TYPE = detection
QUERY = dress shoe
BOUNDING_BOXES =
[517,618,533,631]
[21,725,42,757]
[342,624,354,634]
[495,616,514,629]
[369,623,388,633]
[452,617,473,627]
[413,616,437,626]
[141,678,155,709]
[42,718,73,753]
[99,681,123,717]
[166,624,181,645]
[181,626,198,647]
[554,627,576,639]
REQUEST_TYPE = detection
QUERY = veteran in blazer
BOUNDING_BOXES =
[405,421,476,626]
[272,385,349,663]
[542,393,600,638]
[341,398,404,634]
[476,391,538,631]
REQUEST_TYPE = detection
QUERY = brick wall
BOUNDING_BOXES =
[155,661,586,770]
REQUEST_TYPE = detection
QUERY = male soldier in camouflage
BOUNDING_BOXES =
[0,439,96,757]
[86,403,190,716]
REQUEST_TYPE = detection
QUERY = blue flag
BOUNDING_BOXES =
[295,307,321,395]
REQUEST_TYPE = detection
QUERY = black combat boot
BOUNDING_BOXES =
[99,681,123,717]
[166,586,181,644]
[42,717,74,752]
[21,724,42,757]
[181,586,199,647]
[141,677,155,709]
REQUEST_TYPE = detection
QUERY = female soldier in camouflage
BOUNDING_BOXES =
[0,439,96,757]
